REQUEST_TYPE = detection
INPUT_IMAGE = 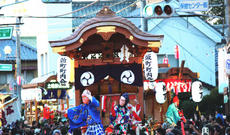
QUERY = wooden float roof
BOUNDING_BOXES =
[50,6,164,54]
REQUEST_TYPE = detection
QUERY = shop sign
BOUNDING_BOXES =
[143,51,158,81]
[57,56,71,86]
[155,79,192,93]
[21,88,42,101]
[0,27,13,40]
[46,82,72,90]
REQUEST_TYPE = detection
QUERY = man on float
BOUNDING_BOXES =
[68,89,105,135]
[81,89,105,135]
[106,93,130,135]
[166,96,182,127]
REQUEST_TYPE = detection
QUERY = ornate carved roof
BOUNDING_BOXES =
[50,7,164,54]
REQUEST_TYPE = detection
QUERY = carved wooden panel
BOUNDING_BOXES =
[101,42,114,63]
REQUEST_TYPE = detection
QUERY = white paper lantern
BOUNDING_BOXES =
[192,81,203,102]
[57,56,71,86]
[155,82,167,104]
[143,52,158,81]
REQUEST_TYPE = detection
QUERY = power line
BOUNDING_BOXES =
[22,0,99,18]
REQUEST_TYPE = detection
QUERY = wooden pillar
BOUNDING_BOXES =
[35,99,38,122]
[75,90,81,106]
[66,95,69,109]
[24,101,27,121]
[152,95,155,120]
[30,101,32,114]
[61,99,64,110]
[138,86,144,119]
[75,60,81,106]
[30,101,32,123]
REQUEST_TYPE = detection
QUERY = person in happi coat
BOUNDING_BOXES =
[82,89,105,135]
[67,103,88,134]
[166,96,181,127]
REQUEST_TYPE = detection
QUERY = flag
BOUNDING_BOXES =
[175,45,179,59]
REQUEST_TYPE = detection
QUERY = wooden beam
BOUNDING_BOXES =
[75,57,170,67]
[178,60,185,79]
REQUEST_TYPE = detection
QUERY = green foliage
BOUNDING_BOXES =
[178,92,196,119]
[178,87,223,119]
[200,0,225,24]
[199,87,223,114]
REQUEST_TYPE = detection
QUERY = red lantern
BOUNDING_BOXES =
[163,57,168,64]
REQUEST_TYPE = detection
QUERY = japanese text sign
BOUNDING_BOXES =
[179,0,209,12]
[143,52,158,81]
[57,56,71,86]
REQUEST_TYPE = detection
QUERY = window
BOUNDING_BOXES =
[45,53,48,74]
[0,73,7,85]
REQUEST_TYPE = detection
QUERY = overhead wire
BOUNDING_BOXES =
[47,0,128,27]
[79,0,128,18]
[26,0,100,18]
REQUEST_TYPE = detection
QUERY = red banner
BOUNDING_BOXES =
[156,79,192,93]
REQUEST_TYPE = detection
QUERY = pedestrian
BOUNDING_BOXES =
[52,129,62,135]
[81,89,105,135]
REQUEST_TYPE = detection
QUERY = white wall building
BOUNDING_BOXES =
[0,0,72,77]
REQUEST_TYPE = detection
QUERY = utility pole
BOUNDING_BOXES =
[225,0,229,40]
[16,16,22,112]
[140,0,148,32]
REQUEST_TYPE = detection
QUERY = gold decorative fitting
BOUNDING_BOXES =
[96,26,116,33]
[148,41,161,48]
[52,46,66,53]
[96,6,116,17]
[129,35,133,41]
[80,38,84,43]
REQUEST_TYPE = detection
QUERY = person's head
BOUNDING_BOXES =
[119,93,129,107]
[172,96,179,107]
[52,129,61,135]
[81,89,91,104]
[225,127,230,135]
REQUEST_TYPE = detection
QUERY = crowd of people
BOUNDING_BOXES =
[1,118,69,135]
[1,89,230,135]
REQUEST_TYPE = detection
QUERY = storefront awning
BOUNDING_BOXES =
[21,88,42,101]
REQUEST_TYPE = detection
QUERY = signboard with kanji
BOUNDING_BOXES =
[0,27,13,40]
[179,0,209,12]
[45,82,72,90]
[57,56,71,86]
[0,64,12,71]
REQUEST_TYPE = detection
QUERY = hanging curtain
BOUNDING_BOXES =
[75,63,143,89]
